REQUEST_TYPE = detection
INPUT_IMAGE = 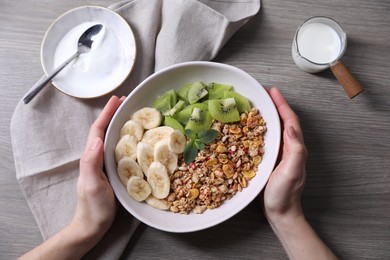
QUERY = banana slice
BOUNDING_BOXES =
[115,135,138,162]
[117,157,144,186]
[132,107,162,129]
[154,140,178,174]
[141,126,174,148]
[145,195,172,210]
[168,129,186,154]
[120,120,144,141]
[136,141,154,177]
[147,162,170,199]
[127,176,152,202]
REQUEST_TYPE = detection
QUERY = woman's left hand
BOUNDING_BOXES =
[73,96,124,242]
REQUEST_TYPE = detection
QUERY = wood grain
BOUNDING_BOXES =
[331,61,365,98]
[1,0,389,259]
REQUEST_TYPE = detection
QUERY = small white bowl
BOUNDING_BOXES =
[41,6,136,98]
[104,61,281,232]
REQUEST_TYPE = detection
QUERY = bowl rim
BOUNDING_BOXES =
[40,5,137,99]
[104,61,281,232]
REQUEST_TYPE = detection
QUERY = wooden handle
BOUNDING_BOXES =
[330,60,364,98]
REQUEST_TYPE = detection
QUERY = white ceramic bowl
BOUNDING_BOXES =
[41,6,136,98]
[104,61,281,232]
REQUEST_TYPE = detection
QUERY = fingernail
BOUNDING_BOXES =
[90,137,102,151]
[287,126,297,139]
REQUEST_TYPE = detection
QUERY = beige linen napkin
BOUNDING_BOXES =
[10,0,260,258]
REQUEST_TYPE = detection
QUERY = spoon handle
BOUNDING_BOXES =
[23,52,79,104]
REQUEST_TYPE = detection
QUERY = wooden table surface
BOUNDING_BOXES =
[1,0,389,259]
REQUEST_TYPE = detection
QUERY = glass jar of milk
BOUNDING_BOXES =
[292,16,347,73]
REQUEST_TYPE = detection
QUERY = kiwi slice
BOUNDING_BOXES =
[208,98,240,123]
[152,89,177,115]
[202,99,210,107]
[177,83,192,102]
[168,100,186,116]
[178,81,208,103]
[187,102,208,111]
[207,82,233,100]
[152,95,171,115]
[174,107,192,125]
[185,108,213,133]
[187,82,208,104]
[164,116,185,133]
[223,91,251,113]
[174,103,208,125]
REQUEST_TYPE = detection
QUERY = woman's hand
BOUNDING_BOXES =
[263,88,337,260]
[19,96,124,260]
[72,95,124,241]
[263,87,307,224]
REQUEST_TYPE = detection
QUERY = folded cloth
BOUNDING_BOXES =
[10,0,260,258]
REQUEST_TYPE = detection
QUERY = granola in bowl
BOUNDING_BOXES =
[168,108,266,214]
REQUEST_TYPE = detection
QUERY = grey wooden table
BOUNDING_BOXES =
[1,0,389,259]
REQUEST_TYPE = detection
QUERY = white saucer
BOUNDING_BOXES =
[41,6,136,98]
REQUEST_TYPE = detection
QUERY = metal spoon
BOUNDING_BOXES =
[23,24,104,104]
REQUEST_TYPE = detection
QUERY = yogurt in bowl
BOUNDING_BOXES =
[41,6,136,98]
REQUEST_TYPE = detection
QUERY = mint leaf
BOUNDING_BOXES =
[184,129,218,164]
[185,129,197,141]
[184,140,198,164]
[197,129,219,144]
[194,140,205,150]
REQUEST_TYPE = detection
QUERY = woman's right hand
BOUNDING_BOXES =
[263,87,307,224]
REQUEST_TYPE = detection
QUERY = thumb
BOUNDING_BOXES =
[79,137,104,180]
[281,126,307,182]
